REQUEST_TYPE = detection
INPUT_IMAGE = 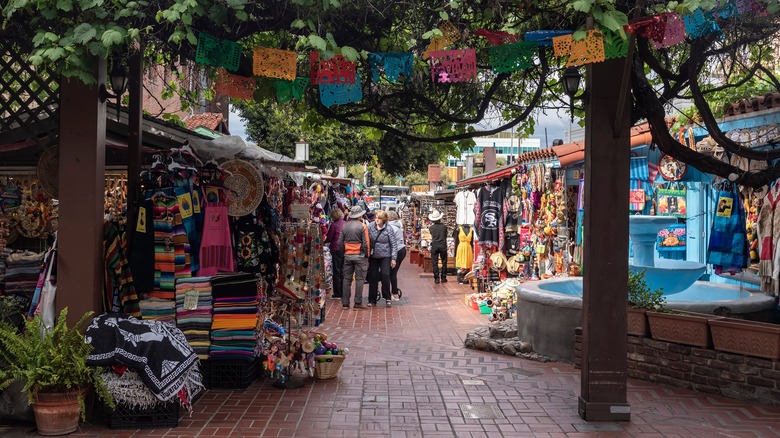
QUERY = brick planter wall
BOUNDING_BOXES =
[573,328,780,406]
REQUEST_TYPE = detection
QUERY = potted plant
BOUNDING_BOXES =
[0,308,113,436]
[0,295,24,332]
[627,270,665,337]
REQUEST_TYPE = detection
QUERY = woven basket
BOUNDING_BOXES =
[313,355,345,380]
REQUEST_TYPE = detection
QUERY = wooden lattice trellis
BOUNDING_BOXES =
[0,39,60,148]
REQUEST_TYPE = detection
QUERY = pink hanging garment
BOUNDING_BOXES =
[197,187,235,276]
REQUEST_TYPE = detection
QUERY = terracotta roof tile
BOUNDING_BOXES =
[184,112,224,131]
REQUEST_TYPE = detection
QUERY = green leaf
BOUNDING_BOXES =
[186,30,197,45]
[325,32,337,48]
[450,0,460,9]
[340,46,359,61]
[572,0,594,13]
[572,30,587,41]
[72,23,96,44]
[601,9,628,32]
[330,0,340,6]
[309,34,327,51]
[291,19,306,29]
[100,29,124,46]
[439,11,448,20]
[234,10,247,20]
[182,13,192,25]
[56,0,73,12]
[422,30,433,40]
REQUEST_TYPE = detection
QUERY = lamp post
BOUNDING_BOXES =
[99,61,129,120]
[294,138,310,162]
[561,67,582,123]
[378,181,384,210]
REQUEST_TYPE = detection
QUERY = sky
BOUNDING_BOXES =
[227,105,572,149]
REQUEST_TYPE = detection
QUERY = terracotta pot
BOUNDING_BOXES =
[33,390,82,436]
[647,311,714,348]
[709,318,780,360]
[627,307,649,337]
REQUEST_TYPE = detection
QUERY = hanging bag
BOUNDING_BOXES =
[629,181,646,212]
[35,233,58,332]
[707,185,748,272]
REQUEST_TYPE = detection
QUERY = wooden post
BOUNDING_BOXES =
[579,56,632,421]
[126,47,144,253]
[56,60,107,325]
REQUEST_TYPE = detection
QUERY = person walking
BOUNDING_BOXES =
[367,210,398,306]
[387,210,406,300]
[428,210,449,284]
[338,206,371,310]
[324,208,346,299]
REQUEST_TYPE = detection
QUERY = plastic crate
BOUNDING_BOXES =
[203,358,259,389]
[109,401,179,430]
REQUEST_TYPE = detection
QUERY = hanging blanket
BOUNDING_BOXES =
[85,314,202,403]
[707,189,748,274]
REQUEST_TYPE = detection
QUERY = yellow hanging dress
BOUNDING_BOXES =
[456,225,474,269]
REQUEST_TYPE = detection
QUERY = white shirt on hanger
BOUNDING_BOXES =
[454,190,476,225]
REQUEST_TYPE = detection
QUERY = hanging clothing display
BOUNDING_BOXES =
[130,198,155,292]
[474,184,503,248]
[757,180,780,295]
[454,190,477,225]
[103,221,141,316]
[708,186,748,275]
[198,187,234,277]
[455,225,473,269]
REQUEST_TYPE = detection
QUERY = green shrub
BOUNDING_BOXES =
[0,308,114,418]
[628,270,666,311]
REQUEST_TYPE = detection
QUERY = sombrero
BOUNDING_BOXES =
[489,251,507,271]
[222,159,264,217]
[428,210,443,221]
[37,146,59,198]
[506,254,523,275]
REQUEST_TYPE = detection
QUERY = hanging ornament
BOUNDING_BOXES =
[552,30,605,68]
[368,52,413,84]
[253,48,298,81]
[214,68,256,100]
[310,53,356,85]
[683,9,721,39]
[275,77,309,103]
[195,32,242,71]
[474,29,519,46]
[489,42,538,74]
[423,21,461,59]
[650,13,687,49]
[625,15,663,38]
[524,30,572,46]
[428,49,477,83]
[602,30,628,60]
[658,154,687,181]
[319,72,363,107]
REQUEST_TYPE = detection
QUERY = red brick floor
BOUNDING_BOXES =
[3,263,780,437]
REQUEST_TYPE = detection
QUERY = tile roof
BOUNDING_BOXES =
[184,112,224,131]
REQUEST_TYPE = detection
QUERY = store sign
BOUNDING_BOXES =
[290,203,310,220]
[657,188,687,218]
[410,185,429,193]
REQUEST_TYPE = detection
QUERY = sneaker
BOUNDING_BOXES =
[391,294,400,301]
[434,278,440,284]
[342,305,349,309]
[441,277,448,283]
[353,303,365,309]
[366,303,376,307]
[386,300,392,306]
[331,295,342,299]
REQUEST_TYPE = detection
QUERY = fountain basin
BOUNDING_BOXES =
[516,277,776,361]
[630,260,706,295]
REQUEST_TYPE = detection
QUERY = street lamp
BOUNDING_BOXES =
[99,61,129,120]
[294,138,310,161]
[561,67,582,123]
[378,181,384,210]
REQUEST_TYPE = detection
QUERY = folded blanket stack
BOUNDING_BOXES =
[3,251,44,312]
[209,273,259,361]
[175,276,213,360]
[139,297,176,323]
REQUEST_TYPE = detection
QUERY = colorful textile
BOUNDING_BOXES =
[198,199,234,277]
[708,188,748,273]
[104,221,140,317]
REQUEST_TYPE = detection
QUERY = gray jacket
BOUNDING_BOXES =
[389,220,405,251]
[367,221,398,260]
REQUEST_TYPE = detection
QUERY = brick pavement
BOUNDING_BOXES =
[2,262,780,437]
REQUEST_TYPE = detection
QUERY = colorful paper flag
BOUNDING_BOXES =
[489,42,537,74]
[310,53,356,85]
[319,73,362,107]
[368,52,413,83]
[215,68,256,100]
[474,29,519,46]
[253,48,298,81]
[195,33,242,72]
[423,21,461,59]
[553,30,605,68]
[651,13,687,49]
[275,77,309,103]
[602,30,628,60]
[428,49,477,83]
[684,9,721,39]
[524,30,573,47]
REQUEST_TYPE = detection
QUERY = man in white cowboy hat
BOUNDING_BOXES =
[338,205,371,309]
[428,210,449,284]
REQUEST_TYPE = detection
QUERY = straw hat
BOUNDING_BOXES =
[222,159,265,217]
[506,254,523,275]
[428,210,443,221]
[37,146,59,198]
[489,251,507,271]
